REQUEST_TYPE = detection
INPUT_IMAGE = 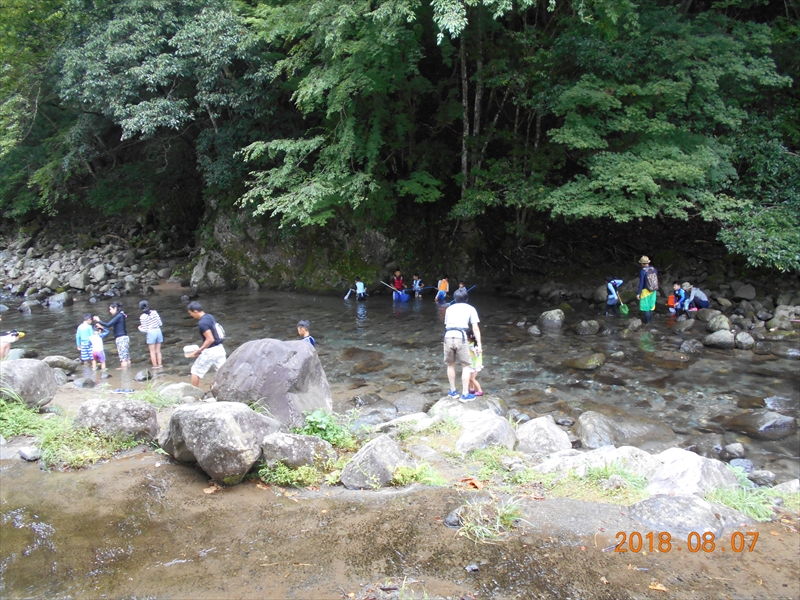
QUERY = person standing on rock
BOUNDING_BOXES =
[187,301,227,387]
[94,302,130,369]
[443,287,482,402]
[636,256,658,324]
[138,300,163,369]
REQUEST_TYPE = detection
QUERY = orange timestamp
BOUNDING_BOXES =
[615,531,759,553]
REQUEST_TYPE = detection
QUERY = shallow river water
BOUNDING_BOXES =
[1,286,799,598]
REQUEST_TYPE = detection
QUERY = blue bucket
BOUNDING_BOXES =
[393,291,410,302]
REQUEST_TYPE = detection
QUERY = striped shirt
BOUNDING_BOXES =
[139,310,162,331]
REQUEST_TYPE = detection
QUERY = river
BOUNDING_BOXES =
[1,286,799,598]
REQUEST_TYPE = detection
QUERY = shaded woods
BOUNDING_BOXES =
[1,0,798,273]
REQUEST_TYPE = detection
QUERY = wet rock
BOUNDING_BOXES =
[352,358,390,374]
[609,351,625,360]
[575,410,675,450]
[211,339,332,429]
[527,325,542,336]
[773,479,799,493]
[428,395,507,423]
[764,395,797,417]
[455,411,516,454]
[695,308,721,322]
[352,393,385,408]
[679,339,703,354]
[684,433,725,459]
[672,319,695,333]
[600,474,628,490]
[756,309,773,322]
[627,318,643,332]
[717,297,732,309]
[340,434,412,490]
[706,314,731,332]
[41,355,79,374]
[534,446,662,479]
[73,398,158,441]
[766,316,793,331]
[729,458,753,473]
[392,392,432,414]
[515,415,571,454]
[771,347,800,360]
[630,495,749,538]
[723,410,797,441]
[575,320,600,336]
[19,446,42,461]
[51,368,69,386]
[72,378,95,389]
[647,448,738,498]
[733,284,756,301]
[735,332,755,350]
[753,341,774,355]
[134,369,151,382]
[0,359,57,408]
[18,300,43,314]
[159,402,285,485]
[260,432,337,468]
[747,470,776,487]
[160,383,206,402]
[562,353,606,370]
[721,443,746,460]
[702,330,735,350]
[536,309,565,329]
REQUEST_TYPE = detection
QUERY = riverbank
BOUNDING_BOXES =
[2,377,799,599]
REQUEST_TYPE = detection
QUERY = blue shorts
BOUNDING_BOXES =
[435,290,446,301]
[146,329,163,345]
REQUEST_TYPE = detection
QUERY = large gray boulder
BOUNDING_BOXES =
[575,320,600,336]
[695,308,721,322]
[646,448,738,496]
[159,382,206,402]
[427,395,506,424]
[211,339,332,428]
[392,392,432,414]
[0,359,57,408]
[702,330,735,350]
[515,415,571,455]
[73,398,158,441]
[536,309,565,329]
[534,446,663,479]
[41,355,79,374]
[735,332,755,350]
[455,411,516,454]
[90,263,107,283]
[260,432,336,468]
[723,410,797,441]
[340,434,412,490]
[158,402,285,485]
[575,410,676,450]
[733,284,756,301]
[68,271,90,290]
[630,495,750,539]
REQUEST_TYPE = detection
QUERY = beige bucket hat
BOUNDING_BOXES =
[639,256,651,264]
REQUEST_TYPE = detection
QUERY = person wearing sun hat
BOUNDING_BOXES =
[636,256,659,324]
[680,281,709,314]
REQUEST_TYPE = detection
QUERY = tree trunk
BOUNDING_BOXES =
[460,38,469,198]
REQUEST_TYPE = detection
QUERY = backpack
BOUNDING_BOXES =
[645,267,659,291]
[214,322,226,341]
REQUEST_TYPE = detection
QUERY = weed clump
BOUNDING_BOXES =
[457,497,523,544]
[292,409,359,450]
[391,462,448,487]
[705,466,800,521]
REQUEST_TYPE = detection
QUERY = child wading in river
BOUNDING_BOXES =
[467,331,484,396]
[75,313,94,365]
[90,324,110,372]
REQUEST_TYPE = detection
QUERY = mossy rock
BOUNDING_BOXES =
[558,302,574,312]
[77,234,98,250]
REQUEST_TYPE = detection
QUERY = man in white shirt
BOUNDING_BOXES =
[443,288,482,402]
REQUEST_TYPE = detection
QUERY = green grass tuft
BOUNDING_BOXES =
[258,462,323,487]
[705,465,800,521]
[132,382,180,409]
[457,497,523,544]
[391,462,448,487]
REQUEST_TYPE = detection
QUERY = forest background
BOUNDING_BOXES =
[1,0,798,290]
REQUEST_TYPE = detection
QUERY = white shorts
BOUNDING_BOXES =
[190,344,227,379]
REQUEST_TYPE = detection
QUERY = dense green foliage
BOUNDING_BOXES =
[1,0,798,269]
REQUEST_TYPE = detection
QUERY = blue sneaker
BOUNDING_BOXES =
[460,393,476,402]
[448,390,459,397]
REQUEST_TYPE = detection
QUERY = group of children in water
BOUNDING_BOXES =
[604,258,711,320]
